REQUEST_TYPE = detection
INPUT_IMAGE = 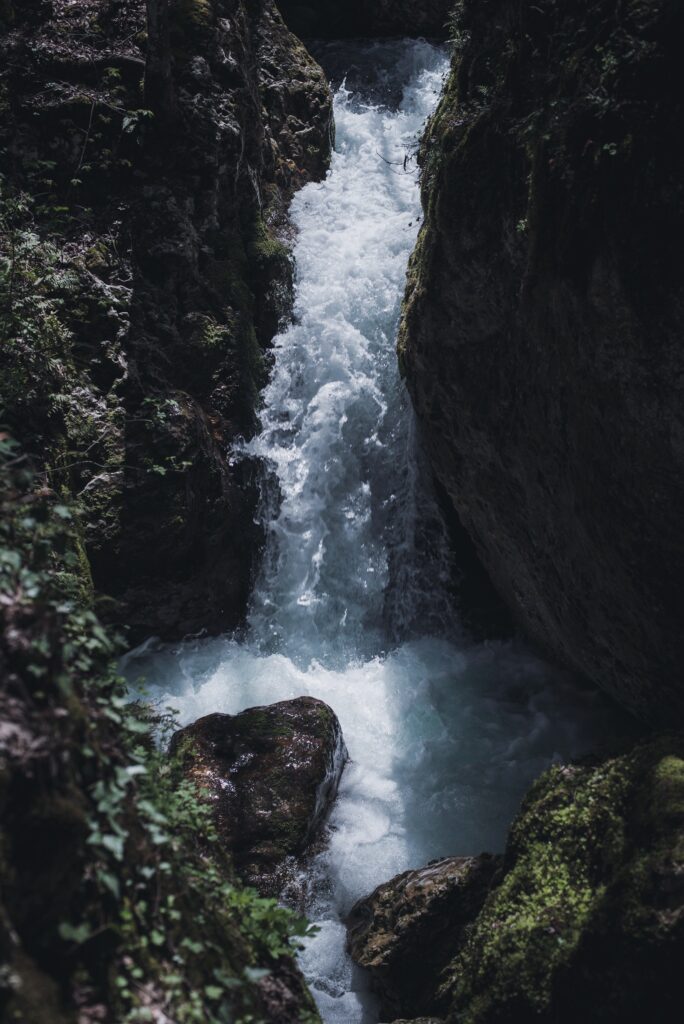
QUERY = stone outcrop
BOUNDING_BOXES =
[171,697,347,893]
[350,737,684,1024]
[383,1020,444,1024]
[399,0,684,724]
[277,1,454,39]
[0,0,333,643]
[348,855,500,1020]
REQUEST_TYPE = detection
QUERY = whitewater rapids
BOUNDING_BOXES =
[125,40,633,1023]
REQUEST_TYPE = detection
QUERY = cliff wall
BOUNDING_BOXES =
[400,0,684,723]
[1,0,332,642]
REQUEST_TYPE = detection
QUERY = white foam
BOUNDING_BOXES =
[124,41,635,1022]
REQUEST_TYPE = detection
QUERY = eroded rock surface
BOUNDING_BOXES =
[171,697,347,893]
[400,0,684,723]
[348,855,500,1020]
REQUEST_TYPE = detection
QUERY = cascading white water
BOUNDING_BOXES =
[124,40,635,1023]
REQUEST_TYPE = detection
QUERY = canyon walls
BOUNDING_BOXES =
[400,0,684,723]
[1,3,335,1020]
[1,0,332,642]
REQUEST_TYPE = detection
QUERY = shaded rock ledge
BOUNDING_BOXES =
[171,696,348,895]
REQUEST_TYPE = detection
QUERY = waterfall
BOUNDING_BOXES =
[124,40,633,1023]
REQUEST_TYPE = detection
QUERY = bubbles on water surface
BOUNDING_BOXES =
[124,40,637,1024]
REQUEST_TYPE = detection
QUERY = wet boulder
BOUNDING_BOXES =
[348,854,501,1020]
[171,697,347,893]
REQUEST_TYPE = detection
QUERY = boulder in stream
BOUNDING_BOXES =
[348,854,501,1020]
[171,696,347,894]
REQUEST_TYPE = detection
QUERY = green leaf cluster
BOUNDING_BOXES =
[0,437,318,1023]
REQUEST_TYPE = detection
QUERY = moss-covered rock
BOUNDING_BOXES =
[171,697,348,894]
[351,737,684,1024]
[400,0,684,724]
[348,855,500,1020]
[444,737,684,1022]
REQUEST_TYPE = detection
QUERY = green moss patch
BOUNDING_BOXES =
[443,738,684,1023]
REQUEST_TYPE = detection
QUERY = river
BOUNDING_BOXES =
[124,39,632,1023]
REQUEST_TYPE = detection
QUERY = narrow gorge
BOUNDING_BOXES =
[1,3,682,1024]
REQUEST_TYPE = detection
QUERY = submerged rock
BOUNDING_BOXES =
[348,855,501,1020]
[171,697,347,893]
[351,737,684,1024]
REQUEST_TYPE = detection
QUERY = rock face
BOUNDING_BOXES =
[399,0,684,724]
[277,1,454,38]
[171,697,347,892]
[0,0,332,642]
[384,1020,444,1024]
[351,737,684,1024]
[348,855,500,1020]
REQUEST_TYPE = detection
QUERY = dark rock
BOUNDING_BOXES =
[446,736,684,1023]
[348,855,500,1020]
[357,737,684,1024]
[0,1,333,644]
[277,1,454,39]
[383,1019,444,1024]
[171,697,347,893]
[399,0,684,724]
[255,952,323,1024]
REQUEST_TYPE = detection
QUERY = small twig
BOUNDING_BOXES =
[75,100,96,175]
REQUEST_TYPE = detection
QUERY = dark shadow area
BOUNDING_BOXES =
[276,1,453,40]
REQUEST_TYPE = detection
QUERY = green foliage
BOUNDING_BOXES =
[0,439,317,1023]
[249,214,290,269]
[0,184,76,416]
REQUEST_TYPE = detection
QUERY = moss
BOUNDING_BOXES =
[442,738,684,1023]
[174,0,213,32]
[445,759,632,1019]
[249,214,290,268]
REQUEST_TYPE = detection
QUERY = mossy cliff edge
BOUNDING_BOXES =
[400,0,684,724]
[1,0,332,643]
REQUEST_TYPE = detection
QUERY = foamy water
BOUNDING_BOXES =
[124,41,634,1023]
